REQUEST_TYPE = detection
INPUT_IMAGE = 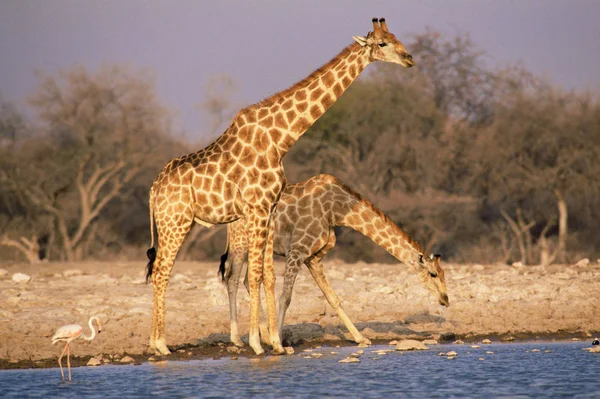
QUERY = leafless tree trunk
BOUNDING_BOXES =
[553,188,568,263]
[500,208,535,265]
[0,234,40,263]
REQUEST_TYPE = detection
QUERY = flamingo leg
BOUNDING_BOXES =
[58,343,68,381]
[67,343,72,381]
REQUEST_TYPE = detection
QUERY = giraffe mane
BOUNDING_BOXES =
[334,177,427,256]
[237,42,362,116]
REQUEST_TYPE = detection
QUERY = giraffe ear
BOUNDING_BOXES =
[353,36,369,47]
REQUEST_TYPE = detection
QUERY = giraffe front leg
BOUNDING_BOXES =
[226,251,246,347]
[246,214,267,355]
[244,271,270,346]
[307,259,371,346]
[263,216,284,354]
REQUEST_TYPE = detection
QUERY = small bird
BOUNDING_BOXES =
[51,316,102,381]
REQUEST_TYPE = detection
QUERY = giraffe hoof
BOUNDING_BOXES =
[154,338,172,355]
[358,338,372,346]
[270,346,285,356]
[232,339,245,348]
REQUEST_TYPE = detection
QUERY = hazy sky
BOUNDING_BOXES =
[1,0,599,140]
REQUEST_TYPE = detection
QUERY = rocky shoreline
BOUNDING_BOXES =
[1,259,599,370]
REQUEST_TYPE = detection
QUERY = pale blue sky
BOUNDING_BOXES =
[1,0,599,140]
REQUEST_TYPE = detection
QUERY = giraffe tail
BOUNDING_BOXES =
[218,243,229,282]
[145,187,157,284]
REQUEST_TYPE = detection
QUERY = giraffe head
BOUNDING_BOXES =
[352,18,415,68]
[416,253,449,307]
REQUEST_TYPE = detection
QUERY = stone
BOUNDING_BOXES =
[501,336,515,342]
[471,345,481,348]
[574,258,590,267]
[12,273,31,283]
[482,339,492,344]
[63,269,83,277]
[453,340,464,345]
[87,358,102,366]
[357,342,370,348]
[226,346,240,354]
[590,346,600,353]
[310,353,323,358]
[284,347,294,355]
[338,357,360,363]
[395,339,429,351]
[446,351,458,356]
[423,339,439,345]
[120,356,135,363]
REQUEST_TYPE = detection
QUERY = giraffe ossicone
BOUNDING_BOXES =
[220,174,449,347]
[145,18,415,356]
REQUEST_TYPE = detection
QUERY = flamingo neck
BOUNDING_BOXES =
[82,316,99,341]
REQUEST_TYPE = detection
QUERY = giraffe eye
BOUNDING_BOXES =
[429,272,438,278]
[378,42,387,48]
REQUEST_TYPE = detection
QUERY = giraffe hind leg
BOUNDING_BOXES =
[150,214,193,355]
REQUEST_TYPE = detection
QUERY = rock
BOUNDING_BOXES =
[574,258,590,267]
[0,268,8,278]
[590,346,600,353]
[12,273,31,283]
[226,346,240,354]
[357,342,370,348]
[395,339,429,351]
[446,351,458,356]
[501,336,515,342]
[512,261,524,267]
[63,269,83,277]
[120,356,135,363]
[572,338,580,341]
[485,351,494,354]
[310,353,323,358]
[389,340,399,345]
[423,339,439,345]
[471,345,481,348]
[338,357,360,363]
[531,349,540,352]
[284,347,294,355]
[87,358,102,366]
[453,340,464,345]
[482,339,492,344]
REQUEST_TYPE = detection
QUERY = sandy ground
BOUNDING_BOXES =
[1,259,599,369]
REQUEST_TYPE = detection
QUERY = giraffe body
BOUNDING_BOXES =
[220,174,449,346]
[146,18,415,355]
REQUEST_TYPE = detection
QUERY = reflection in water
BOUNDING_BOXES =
[2,342,599,398]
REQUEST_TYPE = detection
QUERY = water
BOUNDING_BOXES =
[1,341,598,398]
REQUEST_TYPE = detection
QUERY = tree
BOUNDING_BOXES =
[3,65,171,261]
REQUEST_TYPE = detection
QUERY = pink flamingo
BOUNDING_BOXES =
[51,316,102,381]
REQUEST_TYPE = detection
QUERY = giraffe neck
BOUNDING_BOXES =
[239,42,371,154]
[335,193,424,270]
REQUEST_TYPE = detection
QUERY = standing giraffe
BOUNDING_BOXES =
[219,174,449,347]
[146,18,415,356]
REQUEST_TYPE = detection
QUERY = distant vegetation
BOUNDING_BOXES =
[1,31,599,265]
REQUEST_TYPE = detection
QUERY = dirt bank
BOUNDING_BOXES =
[1,259,598,369]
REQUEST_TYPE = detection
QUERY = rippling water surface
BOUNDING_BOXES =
[1,341,598,398]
